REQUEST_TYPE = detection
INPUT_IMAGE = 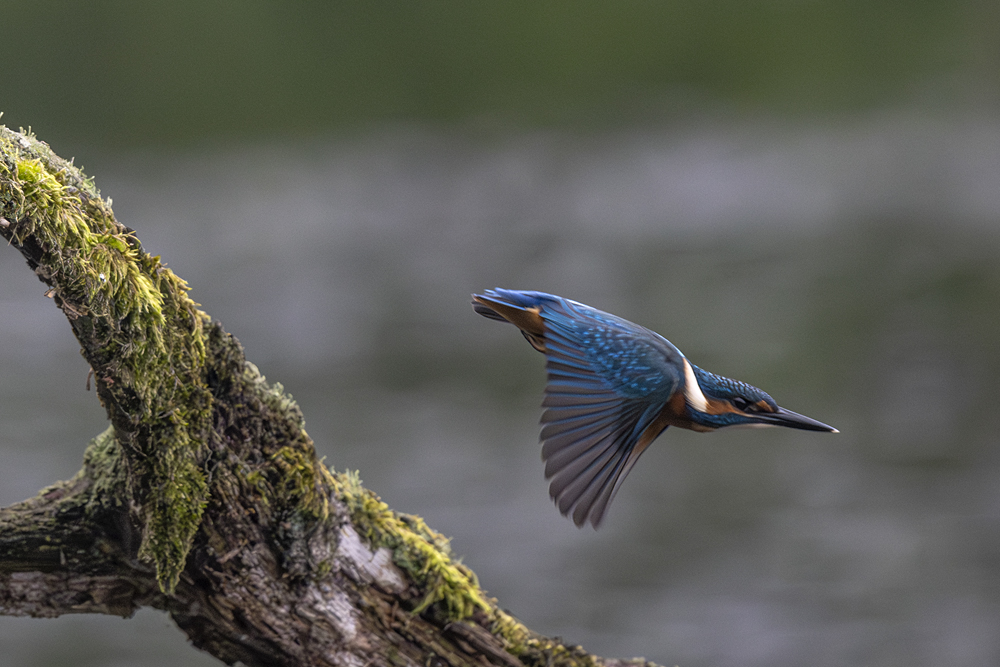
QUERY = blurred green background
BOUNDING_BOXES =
[2,2,1000,666]
[5,1,998,152]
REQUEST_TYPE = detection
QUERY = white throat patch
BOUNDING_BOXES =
[682,358,709,413]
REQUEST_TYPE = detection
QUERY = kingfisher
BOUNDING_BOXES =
[472,288,837,529]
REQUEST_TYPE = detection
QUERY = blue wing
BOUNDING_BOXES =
[473,289,685,527]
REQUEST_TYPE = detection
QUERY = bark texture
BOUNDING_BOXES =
[0,126,659,667]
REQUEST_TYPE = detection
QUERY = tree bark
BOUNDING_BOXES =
[0,127,659,667]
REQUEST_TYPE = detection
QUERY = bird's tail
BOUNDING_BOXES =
[471,298,509,322]
[471,289,547,331]
[472,288,552,351]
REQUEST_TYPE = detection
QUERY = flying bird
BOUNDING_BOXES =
[472,288,837,528]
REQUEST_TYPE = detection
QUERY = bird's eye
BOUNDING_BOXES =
[732,397,751,411]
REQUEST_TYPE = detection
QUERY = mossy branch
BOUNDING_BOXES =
[0,128,216,592]
[0,126,659,667]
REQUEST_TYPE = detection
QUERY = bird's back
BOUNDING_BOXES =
[474,288,685,399]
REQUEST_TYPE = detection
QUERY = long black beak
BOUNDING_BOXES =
[761,406,838,433]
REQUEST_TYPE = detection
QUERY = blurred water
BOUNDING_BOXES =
[2,111,1000,666]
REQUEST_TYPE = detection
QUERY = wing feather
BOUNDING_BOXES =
[585,434,659,527]
[543,420,620,471]
[541,412,620,452]
[540,403,623,425]
[542,392,620,408]
[473,288,686,528]
[541,389,666,526]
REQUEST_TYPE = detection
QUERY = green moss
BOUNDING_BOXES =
[332,470,489,619]
[0,126,212,593]
[82,426,125,507]
[331,467,603,666]
[270,446,328,521]
[490,611,600,667]
[315,559,333,577]
[236,361,330,522]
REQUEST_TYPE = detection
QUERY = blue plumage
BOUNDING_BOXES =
[473,288,836,528]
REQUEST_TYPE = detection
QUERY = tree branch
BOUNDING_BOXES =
[0,126,659,667]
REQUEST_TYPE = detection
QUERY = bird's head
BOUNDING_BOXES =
[685,363,837,433]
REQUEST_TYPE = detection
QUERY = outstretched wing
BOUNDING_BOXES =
[539,309,680,527]
[473,289,685,527]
